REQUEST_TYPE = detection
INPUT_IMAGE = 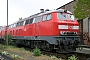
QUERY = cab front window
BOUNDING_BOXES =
[58,12,75,20]
[58,12,68,20]
[68,14,75,20]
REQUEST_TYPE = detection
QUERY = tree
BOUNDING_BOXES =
[74,0,90,19]
[19,17,22,20]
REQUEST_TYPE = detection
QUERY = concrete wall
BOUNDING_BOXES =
[60,0,78,13]
[64,0,77,13]
[60,0,78,20]
[83,17,90,44]
[83,17,89,32]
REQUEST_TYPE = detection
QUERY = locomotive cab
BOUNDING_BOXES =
[57,11,79,36]
[53,9,80,52]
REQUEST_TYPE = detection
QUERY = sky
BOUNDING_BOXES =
[0,0,73,26]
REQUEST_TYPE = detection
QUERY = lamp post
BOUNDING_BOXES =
[7,0,8,46]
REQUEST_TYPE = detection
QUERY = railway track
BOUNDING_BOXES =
[42,50,90,60]
[0,53,12,60]
[24,46,90,60]
[74,52,90,60]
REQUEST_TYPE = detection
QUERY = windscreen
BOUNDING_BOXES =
[68,14,74,20]
[58,12,75,20]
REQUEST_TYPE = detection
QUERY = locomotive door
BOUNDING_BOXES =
[35,23,40,36]
[34,16,41,37]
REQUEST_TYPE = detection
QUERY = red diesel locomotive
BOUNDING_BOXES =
[0,9,80,52]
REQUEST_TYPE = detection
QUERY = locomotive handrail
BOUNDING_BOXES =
[78,45,90,48]
[54,36,80,38]
[78,44,90,51]
[78,44,83,51]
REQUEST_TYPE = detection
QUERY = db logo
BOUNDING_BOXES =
[69,26,72,29]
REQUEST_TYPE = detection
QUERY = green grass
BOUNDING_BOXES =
[0,44,79,60]
[2,51,9,55]
[68,55,78,60]
[33,47,41,56]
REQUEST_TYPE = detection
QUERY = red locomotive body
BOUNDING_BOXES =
[0,9,80,52]
[0,26,7,43]
[0,26,7,37]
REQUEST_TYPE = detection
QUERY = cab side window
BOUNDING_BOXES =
[25,18,34,25]
[29,18,34,24]
[20,21,24,26]
[33,16,42,23]
[43,15,47,21]
[47,14,52,20]
[43,13,52,21]
[25,20,29,25]
[16,21,24,26]
[13,23,16,27]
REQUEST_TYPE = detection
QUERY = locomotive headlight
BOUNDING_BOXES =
[60,31,64,35]
[58,25,68,29]
[72,26,79,29]
[60,31,67,35]
[75,32,78,34]
[74,32,78,35]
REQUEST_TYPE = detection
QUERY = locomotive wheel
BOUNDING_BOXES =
[56,46,66,53]
[56,45,71,53]
[41,41,52,51]
[30,41,40,49]
[41,41,46,50]
[34,41,38,48]
[11,40,16,46]
[25,41,30,46]
[30,41,34,48]
[64,45,72,52]
[46,43,51,51]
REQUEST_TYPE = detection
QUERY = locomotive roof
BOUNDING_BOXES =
[13,9,72,24]
[30,9,72,17]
